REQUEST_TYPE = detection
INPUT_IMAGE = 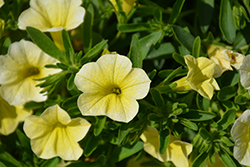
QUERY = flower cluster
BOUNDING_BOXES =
[1,0,250,166]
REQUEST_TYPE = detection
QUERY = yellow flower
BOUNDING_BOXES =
[18,0,85,50]
[239,55,250,92]
[0,93,32,135]
[0,0,4,8]
[207,45,245,77]
[110,0,136,15]
[231,109,250,166]
[140,126,193,167]
[174,55,220,99]
[23,104,91,160]
[0,40,61,105]
[74,54,151,123]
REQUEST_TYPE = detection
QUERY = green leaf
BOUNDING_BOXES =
[0,150,22,167]
[217,109,236,130]
[118,123,130,144]
[159,129,170,154]
[196,94,210,111]
[219,0,236,43]
[62,30,74,60]
[150,88,164,108]
[83,4,94,53]
[94,116,106,136]
[172,52,186,66]
[84,135,99,157]
[192,151,208,167]
[148,113,162,121]
[217,86,237,101]
[192,36,201,58]
[172,25,195,52]
[128,34,142,68]
[179,118,198,131]
[147,42,176,60]
[41,157,60,167]
[24,101,44,109]
[81,40,108,64]
[218,149,237,167]
[139,31,163,59]
[67,73,76,91]
[109,141,144,163]
[168,0,185,24]
[118,23,151,32]
[154,8,162,22]
[16,129,31,151]
[148,69,157,80]
[198,0,214,33]
[199,128,212,141]
[26,27,63,62]
[180,110,216,121]
[161,66,183,85]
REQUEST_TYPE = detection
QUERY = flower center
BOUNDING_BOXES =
[23,66,40,78]
[111,87,121,95]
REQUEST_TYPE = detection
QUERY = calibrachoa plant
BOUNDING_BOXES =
[2,0,250,167]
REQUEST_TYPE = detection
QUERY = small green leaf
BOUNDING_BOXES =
[94,116,106,136]
[81,40,108,64]
[0,150,22,167]
[159,129,170,154]
[172,52,185,66]
[139,31,163,59]
[84,135,99,157]
[41,157,60,167]
[148,69,157,80]
[109,141,144,163]
[217,86,237,101]
[128,34,142,68]
[26,27,63,61]
[168,0,185,24]
[118,123,130,144]
[83,4,94,53]
[118,23,151,32]
[218,149,237,167]
[162,66,183,85]
[199,128,212,141]
[192,36,201,58]
[198,0,214,33]
[24,101,44,109]
[62,30,74,60]
[217,109,236,130]
[192,151,208,167]
[67,73,76,91]
[196,94,210,111]
[172,25,195,52]
[148,113,162,121]
[180,110,216,121]
[219,0,236,43]
[150,88,164,108]
[179,118,198,131]
[154,8,162,22]
[147,42,176,60]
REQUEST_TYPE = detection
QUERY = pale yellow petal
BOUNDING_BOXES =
[0,0,4,8]
[18,0,85,32]
[231,52,245,69]
[121,68,151,99]
[123,0,136,14]
[140,126,162,161]
[23,115,52,139]
[166,140,192,167]
[14,105,32,122]
[195,57,215,80]
[174,76,192,91]
[74,62,108,93]
[240,55,250,90]
[66,118,91,142]
[0,97,18,135]
[41,105,71,125]
[24,105,90,160]
[231,109,250,166]
[96,54,133,85]
[78,92,137,122]
[18,8,52,31]
[0,78,47,105]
